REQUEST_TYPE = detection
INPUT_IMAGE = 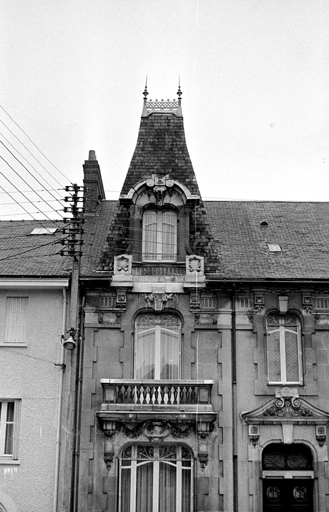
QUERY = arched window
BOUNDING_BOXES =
[119,445,193,512]
[266,314,303,385]
[135,314,181,380]
[142,210,177,262]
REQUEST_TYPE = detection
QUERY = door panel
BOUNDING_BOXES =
[263,480,313,512]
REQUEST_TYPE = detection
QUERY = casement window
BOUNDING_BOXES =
[142,210,177,262]
[135,314,181,380]
[4,297,28,344]
[266,314,303,385]
[119,445,193,512]
[0,400,20,460]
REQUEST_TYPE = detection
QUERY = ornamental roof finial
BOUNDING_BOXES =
[177,76,182,103]
[143,76,148,102]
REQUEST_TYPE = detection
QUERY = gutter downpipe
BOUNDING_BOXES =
[54,287,67,512]
[231,285,238,511]
[73,295,85,512]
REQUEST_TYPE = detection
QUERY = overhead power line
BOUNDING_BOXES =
[0,140,65,213]
[0,104,71,185]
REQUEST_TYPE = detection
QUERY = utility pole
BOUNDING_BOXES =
[57,184,84,512]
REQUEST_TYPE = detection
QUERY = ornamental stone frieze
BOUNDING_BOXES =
[241,390,329,446]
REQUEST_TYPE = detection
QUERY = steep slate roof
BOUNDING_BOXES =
[0,220,71,277]
[81,200,329,281]
[205,201,329,280]
[120,113,200,196]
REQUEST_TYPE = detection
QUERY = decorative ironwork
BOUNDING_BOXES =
[263,397,313,418]
[262,444,313,471]
[146,98,180,111]
[266,486,281,502]
[292,486,308,502]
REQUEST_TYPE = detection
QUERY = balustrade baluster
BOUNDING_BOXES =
[154,385,159,404]
[136,384,142,404]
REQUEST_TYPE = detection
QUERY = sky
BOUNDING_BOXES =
[1,0,329,220]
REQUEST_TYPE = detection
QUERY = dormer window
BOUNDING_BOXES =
[142,210,177,262]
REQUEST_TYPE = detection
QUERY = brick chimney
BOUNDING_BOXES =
[83,150,105,214]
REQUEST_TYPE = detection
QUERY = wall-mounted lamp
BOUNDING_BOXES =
[61,328,77,351]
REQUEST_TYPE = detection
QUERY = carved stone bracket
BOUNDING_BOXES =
[145,174,174,205]
[248,425,260,446]
[195,313,217,326]
[104,451,115,470]
[143,292,177,311]
[254,294,265,314]
[316,425,327,446]
[101,419,213,441]
[198,453,209,469]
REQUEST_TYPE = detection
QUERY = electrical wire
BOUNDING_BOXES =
[0,134,65,202]
[0,104,71,185]
[0,237,67,263]
[0,151,65,219]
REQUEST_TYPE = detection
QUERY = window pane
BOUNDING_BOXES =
[4,402,14,455]
[160,329,179,379]
[121,467,131,512]
[143,211,157,260]
[136,462,153,512]
[162,212,177,261]
[182,466,192,512]
[136,329,155,379]
[285,329,299,382]
[268,330,281,382]
[159,462,176,512]
[4,297,28,343]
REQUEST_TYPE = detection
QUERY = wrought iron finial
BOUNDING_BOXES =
[143,76,148,102]
[177,77,182,103]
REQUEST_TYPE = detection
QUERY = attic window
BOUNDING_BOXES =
[30,227,58,235]
[267,244,281,252]
[260,221,268,227]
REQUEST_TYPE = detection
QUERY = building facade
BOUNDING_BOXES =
[0,222,71,512]
[78,90,329,511]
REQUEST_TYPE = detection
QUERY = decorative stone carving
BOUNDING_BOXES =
[254,294,264,314]
[195,313,217,326]
[116,289,127,308]
[98,311,121,325]
[316,425,327,446]
[198,453,209,469]
[143,292,177,311]
[104,452,114,470]
[248,425,260,445]
[263,397,313,418]
[185,256,205,289]
[302,295,313,314]
[145,174,175,205]
[315,314,329,327]
[190,292,200,309]
[113,254,132,275]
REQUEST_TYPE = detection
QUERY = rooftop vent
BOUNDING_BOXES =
[267,243,281,252]
[30,227,57,235]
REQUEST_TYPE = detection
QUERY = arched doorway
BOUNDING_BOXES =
[262,444,314,512]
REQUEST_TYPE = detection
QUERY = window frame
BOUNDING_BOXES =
[134,314,182,380]
[266,314,303,385]
[119,444,194,512]
[0,399,21,462]
[2,296,28,346]
[142,209,178,263]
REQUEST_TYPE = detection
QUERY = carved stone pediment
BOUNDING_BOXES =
[241,395,329,425]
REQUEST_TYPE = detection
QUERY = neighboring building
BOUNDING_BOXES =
[76,89,329,512]
[0,221,71,512]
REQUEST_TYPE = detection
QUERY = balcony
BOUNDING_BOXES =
[97,379,217,437]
